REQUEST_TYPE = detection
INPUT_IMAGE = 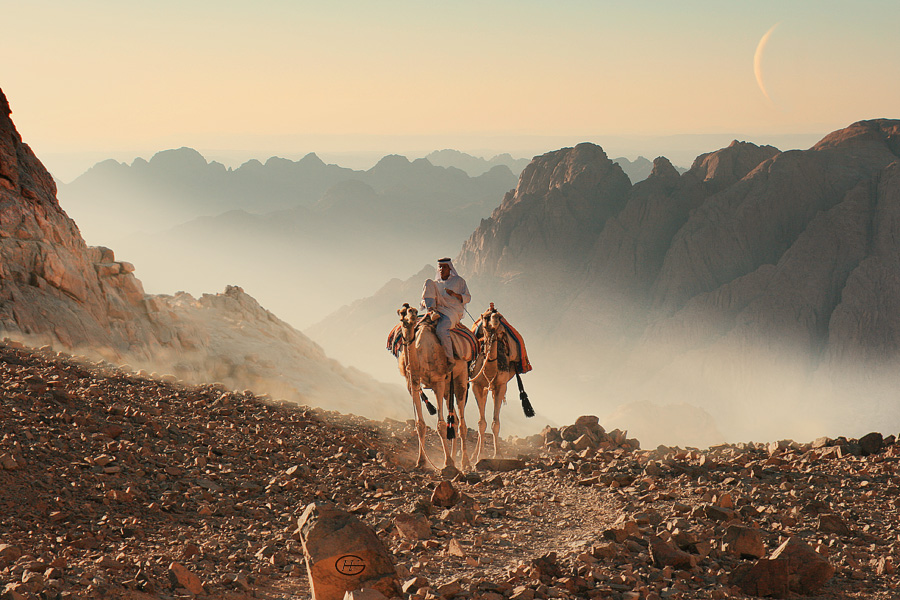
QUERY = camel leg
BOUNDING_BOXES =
[471,378,489,464]
[410,386,428,468]
[454,370,471,471]
[433,380,453,469]
[491,380,508,458]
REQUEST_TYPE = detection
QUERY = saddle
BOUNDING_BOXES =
[472,313,533,374]
[386,317,478,361]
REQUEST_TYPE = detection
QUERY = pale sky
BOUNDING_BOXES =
[4,0,900,180]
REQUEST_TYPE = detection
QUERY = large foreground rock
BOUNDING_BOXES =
[297,502,401,600]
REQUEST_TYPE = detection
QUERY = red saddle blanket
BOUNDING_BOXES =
[386,319,478,361]
[472,314,532,374]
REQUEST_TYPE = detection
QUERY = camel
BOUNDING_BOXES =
[395,303,471,470]
[470,305,533,462]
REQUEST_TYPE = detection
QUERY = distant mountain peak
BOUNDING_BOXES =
[147,147,208,171]
[298,152,325,166]
[648,156,679,180]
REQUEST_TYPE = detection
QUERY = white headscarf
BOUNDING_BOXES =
[436,257,459,279]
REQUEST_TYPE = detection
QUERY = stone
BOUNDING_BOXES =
[402,577,429,594]
[858,432,883,456]
[297,502,400,600]
[817,513,851,536]
[430,481,460,508]
[436,578,464,597]
[769,537,835,594]
[475,458,526,471]
[168,561,206,596]
[572,434,593,451]
[574,415,601,429]
[730,559,789,598]
[648,535,694,569]
[0,544,23,564]
[722,525,765,559]
[509,585,536,600]
[447,539,466,558]
[529,553,562,584]
[703,504,734,521]
[394,513,432,541]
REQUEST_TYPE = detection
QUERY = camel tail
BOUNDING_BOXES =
[516,372,535,418]
[420,391,437,415]
[447,413,456,440]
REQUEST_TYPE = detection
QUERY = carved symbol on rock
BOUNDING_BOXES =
[335,554,366,576]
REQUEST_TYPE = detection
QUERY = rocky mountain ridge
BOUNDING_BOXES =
[0,87,408,422]
[59,146,517,241]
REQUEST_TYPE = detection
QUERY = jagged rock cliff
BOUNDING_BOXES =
[0,88,407,421]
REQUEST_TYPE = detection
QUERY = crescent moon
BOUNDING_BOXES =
[754,23,780,106]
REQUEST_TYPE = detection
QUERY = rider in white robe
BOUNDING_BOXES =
[421,258,471,361]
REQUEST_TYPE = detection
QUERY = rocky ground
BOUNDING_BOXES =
[1,340,899,600]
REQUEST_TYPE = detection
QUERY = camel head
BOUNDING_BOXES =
[397,303,418,340]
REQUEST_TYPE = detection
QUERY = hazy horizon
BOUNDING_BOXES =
[5,2,899,182]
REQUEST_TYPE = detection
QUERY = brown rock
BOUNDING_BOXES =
[394,513,432,541]
[0,544,23,564]
[529,553,562,584]
[168,561,206,596]
[769,537,835,594]
[722,525,765,559]
[730,559,789,598]
[298,502,401,600]
[648,535,694,569]
[510,586,536,600]
[436,578,464,597]
[817,513,851,536]
[858,432,883,456]
[431,480,460,508]
[703,504,734,521]
[447,538,466,558]
[402,577,429,594]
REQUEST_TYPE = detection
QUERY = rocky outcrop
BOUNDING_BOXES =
[0,87,407,420]
[457,143,631,282]
[0,88,157,355]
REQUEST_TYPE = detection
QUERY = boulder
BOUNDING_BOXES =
[733,537,834,597]
[648,535,694,569]
[858,432,883,456]
[730,559,789,598]
[297,502,401,600]
[393,513,432,541]
[722,525,765,559]
[430,480,460,508]
[769,537,835,594]
[168,562,205,596]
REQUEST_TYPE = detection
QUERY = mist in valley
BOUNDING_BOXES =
[54,131,900,451]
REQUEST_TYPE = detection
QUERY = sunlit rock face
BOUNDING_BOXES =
[0,88,156,355]
[0,88,406,420]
